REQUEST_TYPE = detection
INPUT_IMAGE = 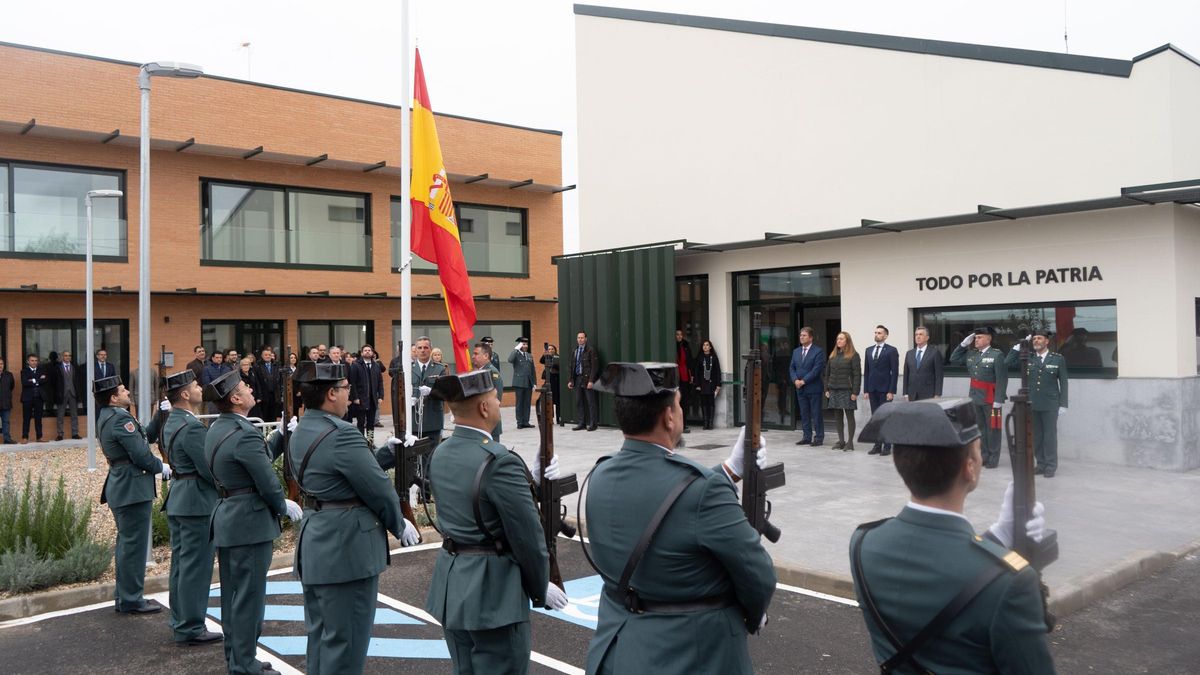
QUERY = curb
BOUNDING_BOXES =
[1046,536,1200,618]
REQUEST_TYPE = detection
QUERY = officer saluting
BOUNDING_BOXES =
[204,369,302,675]
[1006,328,1068,478]
[583,363,776,675]
[160,369,222,645]
[425,369,567,675]
[851,399,1055,673]
[96,374,171,614]
[949,327,1008,468]
[288,361,420,673]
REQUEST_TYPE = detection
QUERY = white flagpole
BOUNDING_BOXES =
[400,0,413,370]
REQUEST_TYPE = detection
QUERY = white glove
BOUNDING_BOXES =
[1058,407,1067,416]
[161,463,172,480]
[1011,342,1021,351]
[544,582,569,610]
[989,482,1047,548]
[286,416,299,433]
[418,385,432,397]
[531,453,561,485]
[960,334,975,348]
[724,427,767,479]
[1026,501,1046,543]
[400,518,420,546]
[158,399,170,412]
[387,434,420,449]
[759,613,768,630]
[992,402,1002,409]
[284,499,304,522]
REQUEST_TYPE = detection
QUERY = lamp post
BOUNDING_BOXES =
[85,189,124,472]
[138,61,203,425]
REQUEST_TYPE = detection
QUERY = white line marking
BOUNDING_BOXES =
[0,599,113,628]
[375,591,441,626]
[775,582,859,607]
[530,650,586,675]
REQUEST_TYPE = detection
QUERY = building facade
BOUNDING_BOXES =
[0,41,567,433]
[570,6,1200,470]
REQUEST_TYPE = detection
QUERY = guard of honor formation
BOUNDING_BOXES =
[93,327,1061,674]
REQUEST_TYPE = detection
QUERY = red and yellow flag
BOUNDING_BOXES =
[410,49,477,367]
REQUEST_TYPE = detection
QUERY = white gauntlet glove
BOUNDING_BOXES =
[387,434,420,448]
[724,427,767,480]
[418,385,432,397]
[531,453,561,486]
[158,399,171,412]
[544,582,568,610]
[161,463,172,480]
[960,334,975,348]
[286,416,299,433]
[989,482,1047,548]
[284,499,304,522]
[400,519,420,546]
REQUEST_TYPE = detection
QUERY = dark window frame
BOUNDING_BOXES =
[199,319,286,359]
[389,198,530,278]
[201,177,372,272]
[0,158,128,262]
[297,320,376,355]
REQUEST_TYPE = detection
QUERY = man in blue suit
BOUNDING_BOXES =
[863,325,900,456]
[789,326,825,446]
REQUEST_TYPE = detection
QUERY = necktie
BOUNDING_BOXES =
[915,349,922,367]
[875,346,880,361]
[576,347,583,374]
[802,347,808,360]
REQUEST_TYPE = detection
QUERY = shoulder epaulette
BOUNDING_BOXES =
[972,534,1028,572]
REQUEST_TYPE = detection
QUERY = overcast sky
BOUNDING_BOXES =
[4,1,1198,252]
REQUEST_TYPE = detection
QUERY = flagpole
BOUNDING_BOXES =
[400,0,413,371]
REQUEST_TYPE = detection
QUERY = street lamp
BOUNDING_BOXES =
[138,61,203,424]
[85,189,124,473]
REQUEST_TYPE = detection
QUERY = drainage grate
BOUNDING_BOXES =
[688,444,724,450]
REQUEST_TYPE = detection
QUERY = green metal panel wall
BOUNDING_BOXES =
[556,245,676,427]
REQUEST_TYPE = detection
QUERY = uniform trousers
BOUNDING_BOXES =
[167,514,216,641]
[303,575,379,675]
[443,620,531,675]
[1033,409,1059,473]
[111,501,152,610]
[217,541,273,675]
[514,386,532,427]
[973,403,1003,465]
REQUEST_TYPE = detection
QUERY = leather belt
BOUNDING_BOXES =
[442,538,504,556]
[172,472,199,481]
[219,486,256,498]
[108,458,132,466]
[313,497,366,512]
[606,588,738,615]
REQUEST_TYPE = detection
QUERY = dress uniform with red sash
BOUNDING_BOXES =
[949,327,1008,468]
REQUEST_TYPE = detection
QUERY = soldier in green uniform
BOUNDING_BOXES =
[471,342,504,442]
[409,336,447,502]
[203,369,303,675]
[95,375,171,614]
[851,399,1054,673]
[584,362,776,675]
[508,337,537,429]
[1007,328,1069,478]
[949,327,1008,468]
[160,370,223,646]
[288,361,421,673]
[425,370,567,675]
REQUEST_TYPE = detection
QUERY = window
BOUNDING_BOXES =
[914,300,1117,378]
[22,319,130,412]
[392,321,530,387]
[391,200,528,276]
[202,180,370,269]
[298,321,374,356]
[1,160,126,259]
[201,320,284,359]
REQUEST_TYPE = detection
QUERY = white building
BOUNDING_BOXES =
[567,5,1200,471]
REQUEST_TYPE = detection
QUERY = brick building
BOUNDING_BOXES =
[0,41,567,435]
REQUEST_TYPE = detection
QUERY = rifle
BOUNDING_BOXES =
[390,342,433,532]
[537,381,578,592]
[741,312,786,542]
[1005,329,1059,630]
[154,344,171,483]
[281,344,300,502]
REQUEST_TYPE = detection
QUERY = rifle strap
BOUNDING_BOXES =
[616,472,700,608]
[206,427,241,494]
[470,453,507,553]
[294,418,339,496]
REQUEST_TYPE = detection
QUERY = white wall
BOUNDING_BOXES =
[576,14,1200,252]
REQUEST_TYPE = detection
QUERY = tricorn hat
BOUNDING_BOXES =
[430,370,496,402]
[972,326,997,336]
[1031,326,1053,339]
[593,362,679,397]
[516,336,530,344]
[93,375,122,395]
[858,399,981,448]
[164,370,196,393]
[293,360,346,384]
[480,336,494,344]
[203,368,242,402]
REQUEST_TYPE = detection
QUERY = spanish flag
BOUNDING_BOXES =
[410,49,477,367]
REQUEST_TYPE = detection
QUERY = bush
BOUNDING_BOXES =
[0,538,111,594]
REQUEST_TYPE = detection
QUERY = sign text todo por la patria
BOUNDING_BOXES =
[915,266,1103,291]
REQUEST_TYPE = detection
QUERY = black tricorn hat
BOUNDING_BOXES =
[93,375,122,395]
[516,336,530,343]
[480,336,494,344]
[1031,326,1053,339]
[293,360,346,384]
[203,369,242,402]
[858,399,981,447]
[430,370,495,402]
[164,370,196,392]
[972,326,997,336]
[593,362,679,397]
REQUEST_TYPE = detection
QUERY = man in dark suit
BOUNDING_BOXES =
[863,325,900,456]
[0,356,16,444]
[903,326,944,402]
[186,346,207,382]
[255,347,282,422]
[20,353,48,442]
[349,343,384,435]
[92,348,117,381]
[789,326,826,446]
[53,350,81,440]
[567,331,600,431]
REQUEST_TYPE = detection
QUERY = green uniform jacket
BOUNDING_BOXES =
[486,364,504,438]
[507,348,536,388]
[584,439,777,675]
[412,360,447,434]
[850,507,1055,674]
[1005,350,1069,411]
[949,345,1009,405]
[99,406,163,508]
[425,426,549,630]
[205,413,287,547]
[161,407,218,517]
[289,409,406,584]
